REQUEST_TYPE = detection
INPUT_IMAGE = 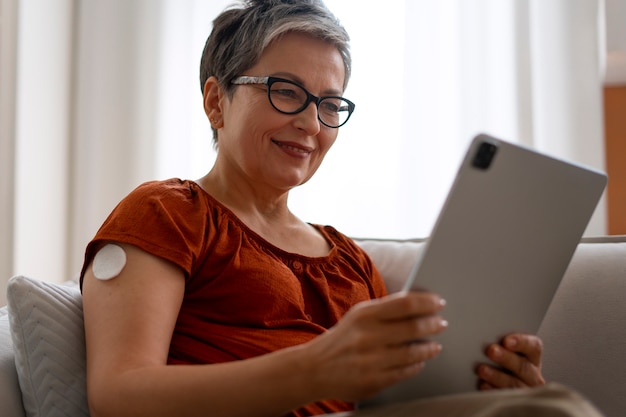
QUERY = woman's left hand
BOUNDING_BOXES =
[476,333,546,389]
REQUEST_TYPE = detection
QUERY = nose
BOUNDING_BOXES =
[293,101,321,135]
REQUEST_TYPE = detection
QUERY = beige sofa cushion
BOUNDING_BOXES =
[355,238,426,293]
[0,306,26,417]
[7,276,89,417]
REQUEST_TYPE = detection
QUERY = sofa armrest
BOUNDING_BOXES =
[538,237,626,417]
[0,309,27,417]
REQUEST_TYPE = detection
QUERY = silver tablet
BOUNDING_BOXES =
[362,134,607,407]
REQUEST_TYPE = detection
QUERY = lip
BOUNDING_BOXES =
[271,139,314,157]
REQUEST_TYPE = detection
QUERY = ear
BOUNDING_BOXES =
[203,76,224,129]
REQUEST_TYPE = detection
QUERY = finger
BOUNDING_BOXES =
[375,341,443,388]
[362,291,446,322]
[477,379,496,391]
[352,313,447,350]
[391,314,448,343]
[485,344,545,386]
[332,302,447,349]
[503,334,543,366]
[476,363,527,389]
[385,341,443,371]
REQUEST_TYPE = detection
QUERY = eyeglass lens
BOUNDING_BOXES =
[268,80,351,128]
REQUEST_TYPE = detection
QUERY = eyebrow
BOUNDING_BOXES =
[270,71,344,96]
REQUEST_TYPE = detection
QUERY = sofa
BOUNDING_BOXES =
[1,235,625,417]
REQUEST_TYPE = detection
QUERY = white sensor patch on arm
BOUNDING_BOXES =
[92,243,127,280]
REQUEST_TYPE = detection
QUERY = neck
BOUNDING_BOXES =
[196,169,295,226]
[196,168,330,257]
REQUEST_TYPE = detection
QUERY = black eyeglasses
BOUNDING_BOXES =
[231,76,355,128]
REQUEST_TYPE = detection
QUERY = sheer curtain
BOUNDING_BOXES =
[291,0,606,238]
[7,0,607,288]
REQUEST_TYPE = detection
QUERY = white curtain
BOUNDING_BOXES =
[7,0,74,298]
[0,0,19,302]
[294,0,606,239]
[5,0,608,288]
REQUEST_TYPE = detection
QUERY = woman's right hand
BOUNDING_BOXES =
[301,291,448,402]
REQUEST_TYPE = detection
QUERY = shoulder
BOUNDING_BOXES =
[128,178,204,203]
[85,179,215,275]
[114,179,210,217]
[316,225,359,250]
[316,224,373,266]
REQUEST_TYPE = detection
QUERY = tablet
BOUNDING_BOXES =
[361,133,607,407]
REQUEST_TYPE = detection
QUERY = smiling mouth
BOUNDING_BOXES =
[272,140,312,155]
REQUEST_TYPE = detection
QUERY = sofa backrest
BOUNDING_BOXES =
[357,235,626,417]
[538,236,626,417]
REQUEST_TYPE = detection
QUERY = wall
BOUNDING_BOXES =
[604,86,626,234]
[603,0,626,234]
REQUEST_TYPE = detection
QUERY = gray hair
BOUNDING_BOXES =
[199,0,352,142]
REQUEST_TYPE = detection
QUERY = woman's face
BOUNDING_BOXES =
[212,32,346,194]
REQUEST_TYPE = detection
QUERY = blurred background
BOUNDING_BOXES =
[1,0,625,301]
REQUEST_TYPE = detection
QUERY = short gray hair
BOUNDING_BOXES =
[199,0,352,142]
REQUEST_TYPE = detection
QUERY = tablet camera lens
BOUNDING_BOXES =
[473,142,498,170]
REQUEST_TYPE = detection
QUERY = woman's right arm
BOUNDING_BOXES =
[82,242,447,417]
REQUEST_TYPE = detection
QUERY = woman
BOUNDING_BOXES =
[80,1,563,417]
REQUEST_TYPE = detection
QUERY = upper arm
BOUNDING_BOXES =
[82,242,185,397]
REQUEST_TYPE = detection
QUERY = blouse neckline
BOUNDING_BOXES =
[189,180,338,262]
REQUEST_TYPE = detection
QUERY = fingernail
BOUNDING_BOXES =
[490,345,502,359]
[426,342,442,355]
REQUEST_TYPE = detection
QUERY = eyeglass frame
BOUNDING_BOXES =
[230,76,356,128]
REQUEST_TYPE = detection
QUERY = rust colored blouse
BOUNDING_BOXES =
[81,179,387,416]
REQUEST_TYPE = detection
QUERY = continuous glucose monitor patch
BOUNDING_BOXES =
[92,243,127,280]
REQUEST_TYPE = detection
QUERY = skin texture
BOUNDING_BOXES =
[82,32,545,417]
